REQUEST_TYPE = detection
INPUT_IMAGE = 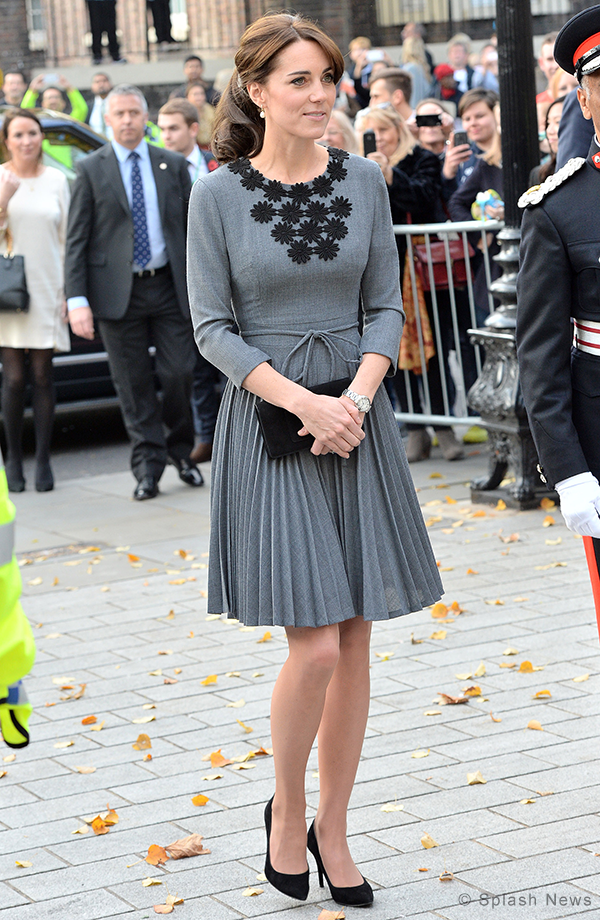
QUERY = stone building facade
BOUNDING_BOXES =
[3,0,581,73]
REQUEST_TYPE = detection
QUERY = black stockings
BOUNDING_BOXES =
[2,348,55,471]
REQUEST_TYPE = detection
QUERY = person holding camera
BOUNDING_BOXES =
[187,12,442,907]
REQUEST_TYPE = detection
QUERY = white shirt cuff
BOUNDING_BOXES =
[67,297,90,312]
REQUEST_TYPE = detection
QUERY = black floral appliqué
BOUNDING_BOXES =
[250,201,276,224]
[229,148,352,264]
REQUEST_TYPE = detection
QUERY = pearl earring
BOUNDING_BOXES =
[259,106,265,119]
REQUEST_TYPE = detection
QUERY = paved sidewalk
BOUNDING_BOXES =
[2,444,600,920]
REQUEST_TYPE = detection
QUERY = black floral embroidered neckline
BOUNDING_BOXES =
[228,147,352,263]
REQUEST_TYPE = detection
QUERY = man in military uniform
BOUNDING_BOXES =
[517,4,600,545]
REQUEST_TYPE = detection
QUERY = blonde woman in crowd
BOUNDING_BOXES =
[319,109,358,154]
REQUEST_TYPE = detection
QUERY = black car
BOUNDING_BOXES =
[0,109,123,411]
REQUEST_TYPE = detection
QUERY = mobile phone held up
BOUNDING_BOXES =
[363,129,377,156]
[453,131,469,148]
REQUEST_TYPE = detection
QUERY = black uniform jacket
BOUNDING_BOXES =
[517,144,600,487]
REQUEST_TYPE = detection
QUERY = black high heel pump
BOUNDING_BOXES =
[307,821,373,907]
[264,797,309,901]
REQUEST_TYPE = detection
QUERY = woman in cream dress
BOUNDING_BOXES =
[0,108,70,492]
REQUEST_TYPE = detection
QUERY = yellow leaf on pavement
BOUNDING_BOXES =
[533,690,551,699]
[411,749,430,758]
[242,887,264,896]
[496,499,506,510]
[132,734,152,751]
[519,661,534,672]
[424,710,442,716]
[463,686,481,697]
[439,870,454,881]
[200,674,217,685]
[431,602,448,619]
[236,719,254,733]
[421,833,438,849]
[540,497,556,510]
[430,630,447,640]
[573,674,589,682]
[226,699,245,708]
[474,662,486,677]
[520,798,536,804]
[527,720,543,731]
[75,765,96,774]
[499,662,516,669]
[133,715,155,724]
[53,740,74,749]
[542,515,555,527]
[318,910,346,920]
[89,720,105,732]
[455,672,472,680]
[467,771,486,785]
[257,631,272,643]
[142,878,163,887]
[15,860,32,868]
[380,799,404,812]
[191,794,209,806]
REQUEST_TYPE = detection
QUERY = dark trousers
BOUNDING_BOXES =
[394,287,479,430]
[147,0,173,42]
[87,0,120,61]
[192,351,221,442]
[97,269,195,482]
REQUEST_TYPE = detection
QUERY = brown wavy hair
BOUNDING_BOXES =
[212,11,345,163]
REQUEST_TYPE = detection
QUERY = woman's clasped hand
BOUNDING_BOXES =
[297,393,365,457]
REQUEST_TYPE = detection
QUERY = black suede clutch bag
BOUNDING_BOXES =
[255,377,352,459]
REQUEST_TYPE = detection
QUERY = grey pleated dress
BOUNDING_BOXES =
[187,148,443,627]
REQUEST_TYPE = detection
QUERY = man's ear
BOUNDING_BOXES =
[392,88,405,109]
[578,85,592,121]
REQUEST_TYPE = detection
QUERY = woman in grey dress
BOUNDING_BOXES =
[187,12,443,908]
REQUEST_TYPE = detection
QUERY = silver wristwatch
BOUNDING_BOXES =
[342,388,372,413]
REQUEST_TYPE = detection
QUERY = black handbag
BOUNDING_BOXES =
[0,231,29,313]
[255,377,351,459]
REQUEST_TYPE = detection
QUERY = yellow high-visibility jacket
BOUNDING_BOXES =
[0,456,35,747]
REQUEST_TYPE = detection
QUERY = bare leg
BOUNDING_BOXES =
[268,623,341,875]
[314,616,372,886]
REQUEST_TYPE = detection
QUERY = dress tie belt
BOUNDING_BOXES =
[240,323,360,383]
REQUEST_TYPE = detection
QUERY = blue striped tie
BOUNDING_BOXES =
[129,151,151,268]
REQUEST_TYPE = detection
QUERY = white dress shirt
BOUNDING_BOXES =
[186,144,209,185]
[88,96,113,140]
[68,139,168,312]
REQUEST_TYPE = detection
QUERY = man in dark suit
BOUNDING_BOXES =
[65,83,203,500]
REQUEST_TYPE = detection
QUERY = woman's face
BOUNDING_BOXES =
[321,114,345,149]
[5,116,43,163]
[363,117,400,160]
[557,71,578,97]
[416,102,445,150]
[461,100,497,147]
[545,101,563,154]
[250,40,336,142]
[187,85,206,109]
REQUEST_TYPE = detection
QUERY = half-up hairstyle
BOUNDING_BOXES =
[212,11,344,163]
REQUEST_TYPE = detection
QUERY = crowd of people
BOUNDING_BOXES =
[0,20,580,489]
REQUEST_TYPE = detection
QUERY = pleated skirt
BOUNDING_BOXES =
[207,330,443,627]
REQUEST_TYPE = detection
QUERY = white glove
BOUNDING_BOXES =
[555,472,600,537]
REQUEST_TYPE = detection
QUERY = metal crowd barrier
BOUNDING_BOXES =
[392,218,504,428]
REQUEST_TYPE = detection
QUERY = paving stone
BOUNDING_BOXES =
[0,882,31,909]
[476,815,600,858]
[6,888,134,919]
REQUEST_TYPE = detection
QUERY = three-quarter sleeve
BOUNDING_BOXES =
[187,177,271,389]
[359,165,405,375]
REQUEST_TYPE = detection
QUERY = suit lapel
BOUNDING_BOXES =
[99,145,130,217]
